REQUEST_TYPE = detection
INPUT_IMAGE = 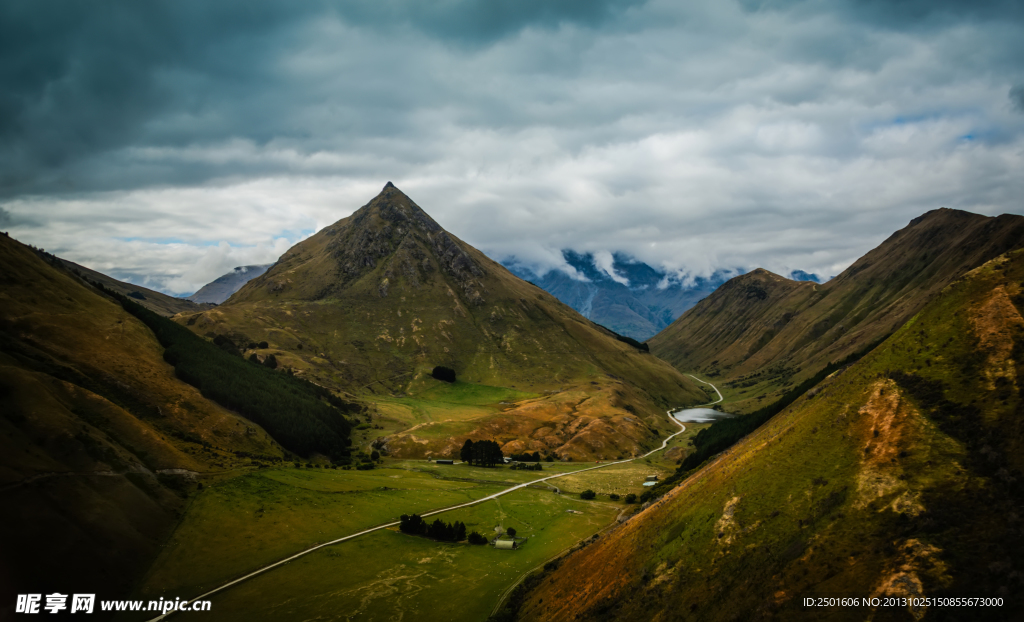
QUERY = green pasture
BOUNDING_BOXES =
[136,459,604,604]
[136,466,506,602]
[360,381,537,447]
[180,488,619,622]
[374,380,535,424]
[389,459,597,484]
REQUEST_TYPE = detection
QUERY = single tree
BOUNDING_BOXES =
[580,489,596,500]
[431,365,456,383]
[506,527,517,538]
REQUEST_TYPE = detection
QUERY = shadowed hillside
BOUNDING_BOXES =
[0,233,286,613]
[177,184,707,460]
[513,247,1024,622]
[651,208,1024,412]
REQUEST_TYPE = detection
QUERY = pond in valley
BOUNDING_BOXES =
[671,408,736,423]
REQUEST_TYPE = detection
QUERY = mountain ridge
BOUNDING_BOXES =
[650,207,1024,411]
[505,252,822,341]
[515,244,1024,622]
[179,184,708,460]
[0,232,285,607]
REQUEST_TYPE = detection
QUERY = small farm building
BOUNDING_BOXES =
[494,539,518,550]
[435,459,454,465]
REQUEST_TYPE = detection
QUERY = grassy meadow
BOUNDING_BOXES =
[170,487,620,622]
[136,459,629,612]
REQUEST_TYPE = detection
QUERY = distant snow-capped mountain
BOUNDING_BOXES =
[501,251,730,341]
[186,264,272,304]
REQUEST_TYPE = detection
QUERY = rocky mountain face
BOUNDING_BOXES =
[0,233,283,607]
[516,246,1024,622]
[178,183,707,460]
[506,253,822,342]
[186,264,272,304]
[505,252,736,341]
[650,208,1024,412]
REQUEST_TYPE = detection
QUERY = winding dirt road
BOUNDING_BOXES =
[148,377,722,620]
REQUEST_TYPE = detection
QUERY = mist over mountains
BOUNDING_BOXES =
[503,251,821,341]
[186,264,273,304]
[180,248,823,342]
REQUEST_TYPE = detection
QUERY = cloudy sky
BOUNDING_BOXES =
[2,0,1023,295]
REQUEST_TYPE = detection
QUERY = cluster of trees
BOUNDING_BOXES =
[467,531,489,545]
[94,283,358,460]
[510,462,542,471]
[509,451,541,462]
[615,334,649,352]
[579,489,596,500]
[431,365,456,383]
[399,514,467,542]
[596,323,650,352]
[460,439,505,467]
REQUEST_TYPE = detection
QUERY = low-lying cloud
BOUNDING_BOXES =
[2,0,1022,295]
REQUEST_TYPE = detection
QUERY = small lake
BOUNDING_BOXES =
[672,408,736,423]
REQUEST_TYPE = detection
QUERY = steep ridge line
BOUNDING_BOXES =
[146,380,724,621]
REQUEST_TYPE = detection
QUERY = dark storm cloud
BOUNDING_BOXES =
[844,0,1024,25]
[0,0,316,194]
[0,0,646,197]
[740,0,1024,23]
[1012,85,1024,112]
[332,0,647,44]
[2,0,1022,294]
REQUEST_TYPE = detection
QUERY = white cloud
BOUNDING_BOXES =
[2,0,1023,294]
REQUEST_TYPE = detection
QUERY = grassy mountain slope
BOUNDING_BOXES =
[515,248,1024,622]
[650,208,1024,412]
[0,233,284,609]
[58,257,214,317]
[178,184,706,460]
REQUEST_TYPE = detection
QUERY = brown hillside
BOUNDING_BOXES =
[0,233,283,607]
[178,183,707,459]
[517,247,1024,622]
[650,208,1024,411]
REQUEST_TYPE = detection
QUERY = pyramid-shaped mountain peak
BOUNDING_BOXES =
[351,181,441,234]
[228,184,485,305]
[183,187,706,455]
